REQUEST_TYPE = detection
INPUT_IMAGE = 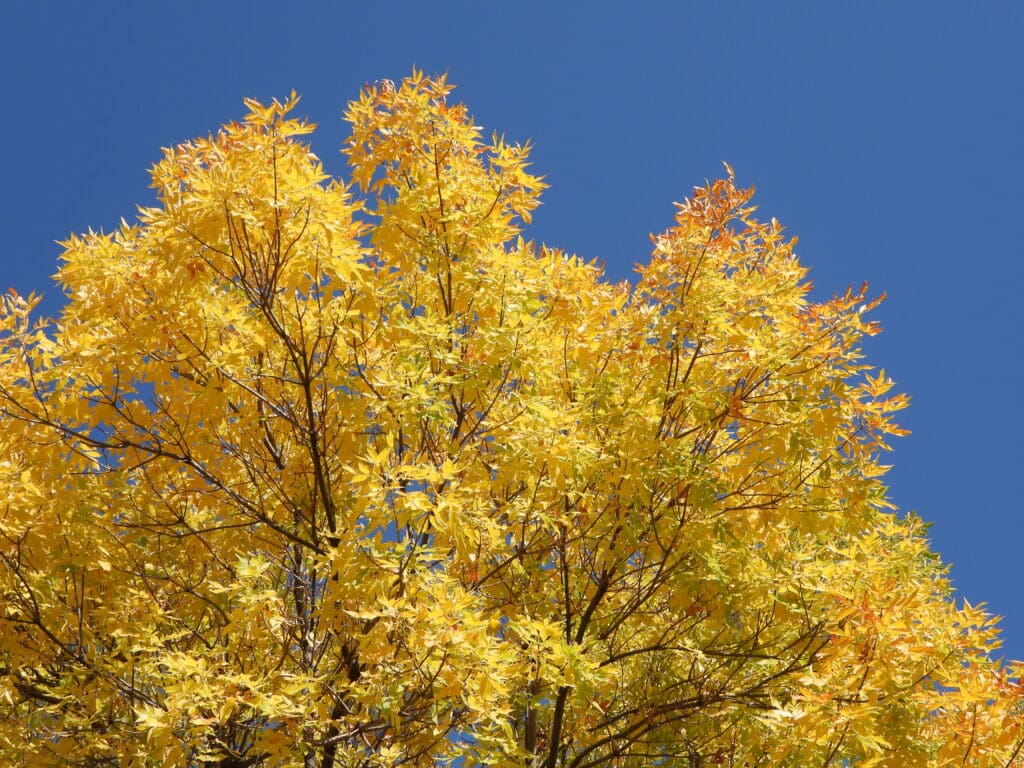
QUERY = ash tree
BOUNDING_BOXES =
[1,72,1021,767]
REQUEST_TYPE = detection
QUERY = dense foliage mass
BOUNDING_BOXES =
[1,72,1021,767]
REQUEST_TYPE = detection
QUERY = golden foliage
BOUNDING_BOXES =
[0,72,1020,767]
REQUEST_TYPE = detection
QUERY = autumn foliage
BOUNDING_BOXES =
[1,72,1022,767]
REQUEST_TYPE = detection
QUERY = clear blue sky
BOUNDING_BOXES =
[4,3,1023,658]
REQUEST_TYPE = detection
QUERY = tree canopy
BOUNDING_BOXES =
[1,72,1021,767]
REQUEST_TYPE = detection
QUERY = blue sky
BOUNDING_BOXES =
[4,2,1023,658]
